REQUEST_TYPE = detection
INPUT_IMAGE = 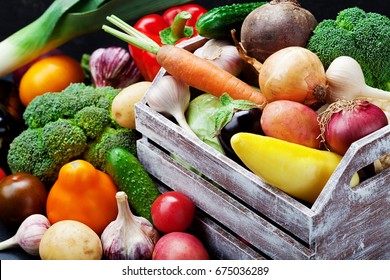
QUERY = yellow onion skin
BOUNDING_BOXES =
[259,46,327,106]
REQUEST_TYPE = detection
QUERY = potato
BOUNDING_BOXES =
[39,220,102,260]
[260,100,322,149]
[111,81,152,129]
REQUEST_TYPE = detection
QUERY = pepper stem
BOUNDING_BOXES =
[160,11,194,45]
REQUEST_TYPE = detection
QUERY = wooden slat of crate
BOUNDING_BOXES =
[309,126,390,259]
[137,138,314,259]
[190,212,266,260]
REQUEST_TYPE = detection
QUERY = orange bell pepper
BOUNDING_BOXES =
[46,159,118,235]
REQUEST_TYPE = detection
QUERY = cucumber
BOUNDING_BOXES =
[195,2,267,39]
[105,147,160,222]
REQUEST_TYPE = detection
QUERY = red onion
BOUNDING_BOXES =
[319,99,388,155]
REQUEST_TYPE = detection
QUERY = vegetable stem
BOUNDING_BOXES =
[160,11,193,45]
[104,15,160,54]
[0,236,18,251]
[175,114,198,137]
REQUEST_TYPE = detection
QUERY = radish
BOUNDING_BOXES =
[152,232,209,260]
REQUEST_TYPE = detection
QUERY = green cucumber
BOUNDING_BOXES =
[105,147,160,222]
[195,2,268,39]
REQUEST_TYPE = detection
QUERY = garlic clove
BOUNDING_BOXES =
[101,191,159,260]
[145,75,196,136]
[0,214,51,256]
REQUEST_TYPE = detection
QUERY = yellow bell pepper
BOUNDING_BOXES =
[230,133,359,204]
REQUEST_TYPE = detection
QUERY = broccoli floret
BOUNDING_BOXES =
[8,83,139,185]
[7,128,60,184]
[23,84,121,129]
[84,127,138,171]
[23,93,67,128]
[42,119,88,162]
[307,7,390,91]
[74,106,110,139]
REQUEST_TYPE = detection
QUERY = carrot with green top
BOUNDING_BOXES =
[102,15,266,106]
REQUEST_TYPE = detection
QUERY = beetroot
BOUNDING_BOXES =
[240,0,317,62]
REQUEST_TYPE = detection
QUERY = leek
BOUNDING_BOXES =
[0,0,192,77]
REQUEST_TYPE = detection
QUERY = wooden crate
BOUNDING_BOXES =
[134,36,390,260]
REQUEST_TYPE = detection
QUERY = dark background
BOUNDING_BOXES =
[1,0,389,61]
[0,0,389,260]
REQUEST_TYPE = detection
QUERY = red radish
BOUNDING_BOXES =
[261,100,322,149]
[152,232,209,260]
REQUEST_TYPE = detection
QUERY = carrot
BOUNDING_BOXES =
[103,15,266,106]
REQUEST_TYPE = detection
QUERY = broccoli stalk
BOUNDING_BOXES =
[307,7,390,91]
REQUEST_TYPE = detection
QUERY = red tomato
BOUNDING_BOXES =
[151,191,195,233]
[0,173,48,230]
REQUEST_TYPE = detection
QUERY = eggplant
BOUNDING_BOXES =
[0,79,25,172]
[217,107,264,164]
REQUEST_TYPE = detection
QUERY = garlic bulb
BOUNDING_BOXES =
[145,75,196,136]
[89,46,141,88]
[325,56,390,103]
[0,214,51,256]
[101,191,159,260]
[194,39,244,76]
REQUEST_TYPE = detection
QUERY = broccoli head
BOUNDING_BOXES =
[7,83,140,185]
[42,118,88,162]
[307,7,390,91]
[74,106,110,139]
[7,128,61,184]
[84,127,138,172]
[23,92,67,128]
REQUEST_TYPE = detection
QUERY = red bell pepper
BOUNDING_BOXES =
[0,167,6,181]
[129,4,208,81]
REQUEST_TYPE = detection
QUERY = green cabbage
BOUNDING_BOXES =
[185,93,224,153]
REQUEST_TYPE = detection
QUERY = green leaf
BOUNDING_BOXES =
[214,93,259,132]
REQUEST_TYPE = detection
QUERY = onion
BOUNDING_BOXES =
[233,29,327,106]
[259,46,327,105]
[193,39,244,76]
[319,99,389,155]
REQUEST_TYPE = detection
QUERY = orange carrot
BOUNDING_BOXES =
[156,45,265,105]
[103,15,266,106]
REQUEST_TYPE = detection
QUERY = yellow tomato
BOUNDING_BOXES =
[19,55,85,107]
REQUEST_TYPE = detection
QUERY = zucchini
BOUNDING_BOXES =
[105,147,160,222]
[195,2,268,39]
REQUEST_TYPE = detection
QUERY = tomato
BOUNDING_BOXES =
[18,55,85,107]
[0,173,48,230]
[151,191,195,233]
